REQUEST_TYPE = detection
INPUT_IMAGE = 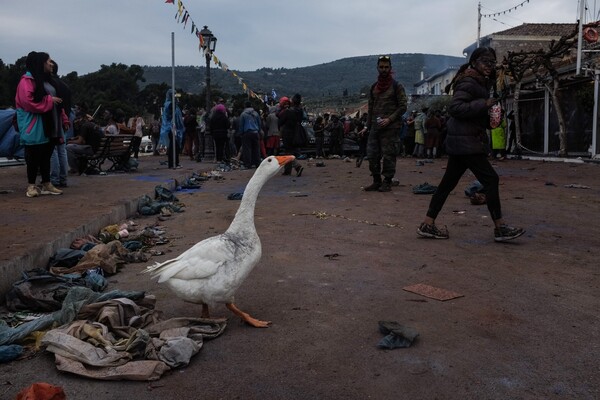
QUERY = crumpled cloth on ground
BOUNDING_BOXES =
[5,268,108,312]
[464,180,487,205]
[227,192,244,200]
[137,194,184,216]
[0,344,23,363]
[49,241,130,275]
[47,248,87,270]
[70,234,101,250]
[412,182,438,194]
[377,320,419,349]
[40,288,227,380]
[0,287,145,346]
[137,185,185,216]
[154,185,178,202]
[177,175,202,189]
[15,382,66,400]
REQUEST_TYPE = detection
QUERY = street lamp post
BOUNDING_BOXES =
[199,25,217,161]
[200,25,218,111]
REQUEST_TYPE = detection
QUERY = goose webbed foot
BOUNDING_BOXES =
[226,303,271,328]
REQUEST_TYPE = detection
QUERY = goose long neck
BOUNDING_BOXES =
[227,171,267,234]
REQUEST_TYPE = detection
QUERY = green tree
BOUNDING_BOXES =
[65,63,146,118]
[0,57,26,108]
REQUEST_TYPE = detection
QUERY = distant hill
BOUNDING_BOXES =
[141,53,464,100]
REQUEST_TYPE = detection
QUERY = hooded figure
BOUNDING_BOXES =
[159,89,185,168]
[159,89,184,148]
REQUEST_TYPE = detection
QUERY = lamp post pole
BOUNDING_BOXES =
[200,25,217,111]
[205,50,211,110]
[200,25,217,161]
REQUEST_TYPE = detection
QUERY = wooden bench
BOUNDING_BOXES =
[84,135,134,173]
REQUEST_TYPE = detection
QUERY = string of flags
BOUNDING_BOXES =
[481,0,530,18]
[164,0,273,104]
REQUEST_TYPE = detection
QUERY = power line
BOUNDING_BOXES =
[490,17,514,28]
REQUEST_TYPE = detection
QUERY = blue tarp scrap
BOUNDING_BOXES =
[0,109,24,158]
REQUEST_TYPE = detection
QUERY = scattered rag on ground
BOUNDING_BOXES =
[464,180,487,205]
[5,268,107,312]
[138,185,185,216]
[1,287,147,346]
[49,241,130,276]
[1,286,227,380]
[227,192,244,200]
[412,182,437,194]
[15,382,66,400]
[177,173,205,189]
[377,320,419,349]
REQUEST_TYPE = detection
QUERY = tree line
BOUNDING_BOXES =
[0,57,241,123]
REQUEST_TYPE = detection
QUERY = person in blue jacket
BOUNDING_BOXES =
[159,89,184,169]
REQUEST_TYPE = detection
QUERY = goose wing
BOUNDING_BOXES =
[147,234,235,283]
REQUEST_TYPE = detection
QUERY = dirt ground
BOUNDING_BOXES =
[0,154,599,400]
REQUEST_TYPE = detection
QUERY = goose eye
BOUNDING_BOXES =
[267,158,272,163]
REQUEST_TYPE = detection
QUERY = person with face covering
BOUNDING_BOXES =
[277,94,305,176]
[417,47,525,242]
[15,51,69,197]
[364,55,407,192]
[159,89,184,169]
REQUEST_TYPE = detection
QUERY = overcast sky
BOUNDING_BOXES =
[0,0,587,76]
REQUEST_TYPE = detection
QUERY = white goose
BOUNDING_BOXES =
[145,155,295,328]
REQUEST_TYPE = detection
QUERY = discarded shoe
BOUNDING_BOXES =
[227,192,244,200]
[412,182,437,194]
[377,320,419,349]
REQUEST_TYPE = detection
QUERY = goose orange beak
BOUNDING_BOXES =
[275,155,295,166]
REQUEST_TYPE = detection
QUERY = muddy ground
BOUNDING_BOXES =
[0,154,599,399]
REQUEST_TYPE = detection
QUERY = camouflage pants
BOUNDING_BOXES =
[366,126,399,181]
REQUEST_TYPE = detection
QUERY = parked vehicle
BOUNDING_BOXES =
[140,135,153,153]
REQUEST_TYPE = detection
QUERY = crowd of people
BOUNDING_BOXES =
[14,48,523,242]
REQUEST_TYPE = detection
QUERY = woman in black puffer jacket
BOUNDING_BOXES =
[417,47,525,243]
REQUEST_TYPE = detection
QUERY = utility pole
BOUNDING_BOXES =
[477,2,482,48]
[576,0,585,74]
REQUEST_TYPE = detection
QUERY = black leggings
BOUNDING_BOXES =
[427,153,502,221]
[25,142,55,184]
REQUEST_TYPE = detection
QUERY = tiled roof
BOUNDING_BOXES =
[493,23,577,37]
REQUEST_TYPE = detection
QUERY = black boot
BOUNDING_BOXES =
[378,179,392,192]
[364,175,382,191]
